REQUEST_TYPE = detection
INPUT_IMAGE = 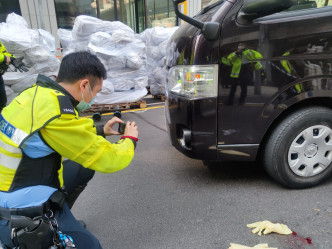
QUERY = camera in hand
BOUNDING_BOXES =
[113,111,125,134]
[118,123,126,134]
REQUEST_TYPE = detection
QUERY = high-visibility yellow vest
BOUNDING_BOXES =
[315,0,332,7]
[0,78,77,192]
[280,51,292,74]
[1,74,135,192]
[280,51,302,93]
[227,49,263,78]
[221,57,231,66]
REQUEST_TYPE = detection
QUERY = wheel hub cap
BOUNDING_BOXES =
[288,125,332,177]
[304,144,318,158]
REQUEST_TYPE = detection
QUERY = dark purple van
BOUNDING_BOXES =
[165,0,332,188]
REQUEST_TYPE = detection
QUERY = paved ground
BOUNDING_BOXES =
[73,97,332,249]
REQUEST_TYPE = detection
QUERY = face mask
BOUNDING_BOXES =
[238,46,245,50]
[76,83,95,112]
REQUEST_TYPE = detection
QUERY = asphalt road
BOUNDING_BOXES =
[73,100,332,249]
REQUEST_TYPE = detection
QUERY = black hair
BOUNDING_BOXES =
[56,51,107,88]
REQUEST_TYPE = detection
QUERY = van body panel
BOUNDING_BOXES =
[218,1,332,157]
[261,78,332,125]
[165,0,233,160]
[166,0,332,162]
[166,1,233,68]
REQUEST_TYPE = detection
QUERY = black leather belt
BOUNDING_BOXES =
[0,203,47,220]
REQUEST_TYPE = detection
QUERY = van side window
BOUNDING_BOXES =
[285,0,332,11]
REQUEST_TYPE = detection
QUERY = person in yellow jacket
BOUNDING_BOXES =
[280,49,302,93]
[224,43,262,105]
[0,51,138,249]
[0,41,14,113]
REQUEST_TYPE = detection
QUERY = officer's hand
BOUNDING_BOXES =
[260,69,266,79]
[10,57,29,73]
[103,117,123,136]
[236,50,242,56]
[124,121,138,139]
[5,56,11,64]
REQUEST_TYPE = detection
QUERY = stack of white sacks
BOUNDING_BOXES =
[0,13,60,104]
[58,15,148,104]
[2,13,178,105]
[138,26,178,95]
[59,15,178,102]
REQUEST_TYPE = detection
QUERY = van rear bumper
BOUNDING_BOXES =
[165,93,218,160]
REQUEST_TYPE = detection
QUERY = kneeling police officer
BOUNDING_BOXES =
[0,51,138,249]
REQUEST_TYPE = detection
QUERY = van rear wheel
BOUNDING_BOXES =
[264,106,332,188]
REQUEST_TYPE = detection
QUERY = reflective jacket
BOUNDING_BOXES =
[281,51,302,93]
[315,0,332,7]
[316,0,326,7]
[280,51,293,74]
[0,75,135,192]
[227,49,263,78]
[0,41,14,63]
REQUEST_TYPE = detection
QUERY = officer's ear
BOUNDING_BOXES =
[79,79,90,92]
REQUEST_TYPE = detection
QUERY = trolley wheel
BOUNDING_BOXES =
[92,112,102,121]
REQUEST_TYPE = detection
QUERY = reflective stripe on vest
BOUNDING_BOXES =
[0,148,21,170]
[0,137,21,154]
[0,115,29,146]
[0,116,25,171]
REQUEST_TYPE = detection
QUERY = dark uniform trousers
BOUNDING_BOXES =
[227,64,254,105]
